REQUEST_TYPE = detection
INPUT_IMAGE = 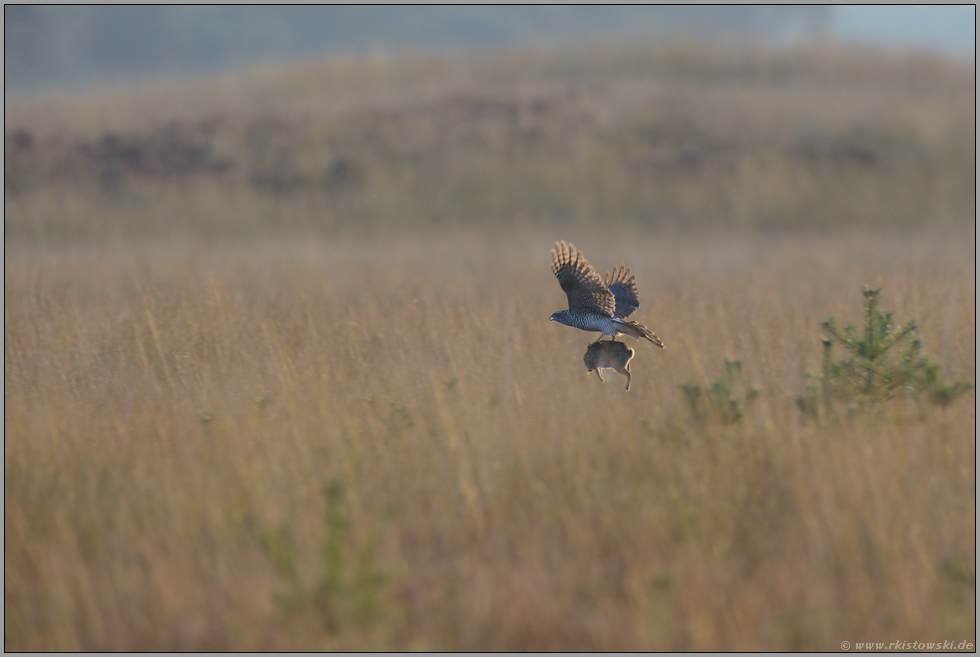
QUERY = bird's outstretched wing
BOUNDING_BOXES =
[551,240,616,317]
[604,265,640,319]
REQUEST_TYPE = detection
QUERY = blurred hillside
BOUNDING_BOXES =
[4,42,975,242]
[5,6,830,94]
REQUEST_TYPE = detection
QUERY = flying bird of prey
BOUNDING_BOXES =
[549,240,665,348]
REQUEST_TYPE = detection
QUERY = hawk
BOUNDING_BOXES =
[549,240,666,348]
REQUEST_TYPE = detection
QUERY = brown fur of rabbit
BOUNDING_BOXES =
[583,340,635,391]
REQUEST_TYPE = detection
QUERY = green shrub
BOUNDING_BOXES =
[798,286,973,419]
[259,480,397,637]
[681,358,760,425]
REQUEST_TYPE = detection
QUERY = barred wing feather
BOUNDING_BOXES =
[604,265,640,319]
[551,241,616,317]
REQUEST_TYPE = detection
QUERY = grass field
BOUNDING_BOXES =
[5,231,975,650]
[4,42,976,650]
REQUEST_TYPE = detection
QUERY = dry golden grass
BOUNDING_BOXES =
[4,230,975,650]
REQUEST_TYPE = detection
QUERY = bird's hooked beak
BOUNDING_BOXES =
[548,312,557,321]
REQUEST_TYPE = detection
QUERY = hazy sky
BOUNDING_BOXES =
[832,5,975,58]
[4,5,975,96]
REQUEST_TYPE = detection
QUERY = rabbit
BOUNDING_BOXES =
[583,339,635,391]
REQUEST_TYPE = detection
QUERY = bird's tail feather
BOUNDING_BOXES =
[614,319,666,349]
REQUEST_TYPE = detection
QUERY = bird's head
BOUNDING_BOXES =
[549,311,561,322]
